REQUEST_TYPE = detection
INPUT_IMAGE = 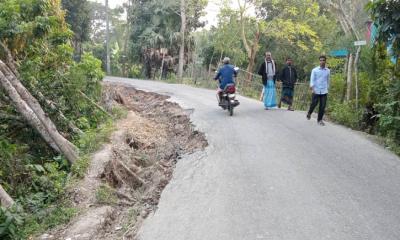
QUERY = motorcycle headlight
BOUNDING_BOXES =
[228,94,235,98]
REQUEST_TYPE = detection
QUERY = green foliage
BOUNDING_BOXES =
[127,0,207,78]
[76,120,114,154]
[196,0,338,80]
[65,53,105,129]
[0,137,72,239]
[328,101,362,129]
[21,205,77,238]
[95,184,117,205]
[85,0,130,75]
[61,0,91,60]
[110,105,128,119]
[0,0,109,238]
[0,206,23,240]
[128,64,143,78]
[364,45,400,146]
[374,71,400,143]
[71,156,90,178]
[0,202,76,240]
[72,121,115,178]
[1,0,105,135]
[367,0,400,56]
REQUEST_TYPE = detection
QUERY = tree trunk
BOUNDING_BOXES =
[35,90,83,135]
[0,61,80,150]
[338,14,351,36]
[218,51,224,66]
[326,1,359,39]
[0,61,79,164]
[354,46,361,109]
[122,0,133,77]
[0,42,19,77]
[0,70,60,151]
[0,184,14,208]
[0,43,82,135]
[238,1,261,86]
[339,1,360,40]
[346,53,353,101]
[341,55,349,103]
[191,51,196,83]
[73,38,82,62]
[177,0,186,80]
[159,51,166,81]
[105,0,111,75]
[245,29,260,83]
[208,51,215,78]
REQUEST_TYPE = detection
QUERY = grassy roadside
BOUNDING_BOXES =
[1,107,128,240]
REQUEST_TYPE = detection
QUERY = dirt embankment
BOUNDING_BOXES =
[41,83,207,240]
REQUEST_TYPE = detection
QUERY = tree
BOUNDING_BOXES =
[0,1,105,237]
[0,0,82,164]
[128,0,207,78]
[61,0,91,61]
[319,0,370,102]
[366,0,400,147]
[0,59,79,164]
[367,0,400,57]
[227,0,324,82]
[238,0,261,83]
[177,0,187,79]
[106,0,111,74]
[0,184,14,208]
[85,1,126,75]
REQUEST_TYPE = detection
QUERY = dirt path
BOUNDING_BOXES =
[40,82,207,240]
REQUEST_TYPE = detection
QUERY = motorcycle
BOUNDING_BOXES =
[215,66,240,116]
[217,83,240,116]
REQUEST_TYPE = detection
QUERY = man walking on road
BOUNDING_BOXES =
[278,57,298,111]
[307,55,330,126]
[258,51,278,110]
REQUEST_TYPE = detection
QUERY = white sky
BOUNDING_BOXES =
[91,0,127,8]
[89,0,253,29]
[90,0,221,28]
[201,1,220,29]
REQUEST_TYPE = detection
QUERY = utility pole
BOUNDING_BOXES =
[353,40,366,109]
[105,0,111,75]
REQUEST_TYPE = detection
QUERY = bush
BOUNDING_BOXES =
[129,64,143,78]
[328,101,362,129]
[0,206,23,240]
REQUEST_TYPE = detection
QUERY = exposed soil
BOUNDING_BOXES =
[40,82,207,240]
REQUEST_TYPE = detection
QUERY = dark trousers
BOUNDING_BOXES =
[308,94,327,121]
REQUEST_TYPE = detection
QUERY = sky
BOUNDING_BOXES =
[201,1,221,28]
[89,0,254,29]
[90,0,221,28]
[91,0,127,8]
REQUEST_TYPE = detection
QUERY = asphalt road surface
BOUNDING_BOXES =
[106,77,400,240]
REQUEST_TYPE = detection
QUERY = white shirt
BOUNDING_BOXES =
[310,66,330,95]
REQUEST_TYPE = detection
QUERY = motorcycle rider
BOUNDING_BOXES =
[214,57,237,105]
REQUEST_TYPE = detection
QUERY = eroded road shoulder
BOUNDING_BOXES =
[41,82,207,240]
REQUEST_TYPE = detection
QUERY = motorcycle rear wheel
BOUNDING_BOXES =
[228,102,234,116]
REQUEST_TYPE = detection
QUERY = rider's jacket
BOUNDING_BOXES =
[214,64,237,89]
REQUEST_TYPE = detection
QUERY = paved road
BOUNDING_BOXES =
[106,77,400,240]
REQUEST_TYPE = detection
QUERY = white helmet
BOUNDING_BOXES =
[223,57,230,64]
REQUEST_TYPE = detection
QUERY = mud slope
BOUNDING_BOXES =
[41,82,207,240]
